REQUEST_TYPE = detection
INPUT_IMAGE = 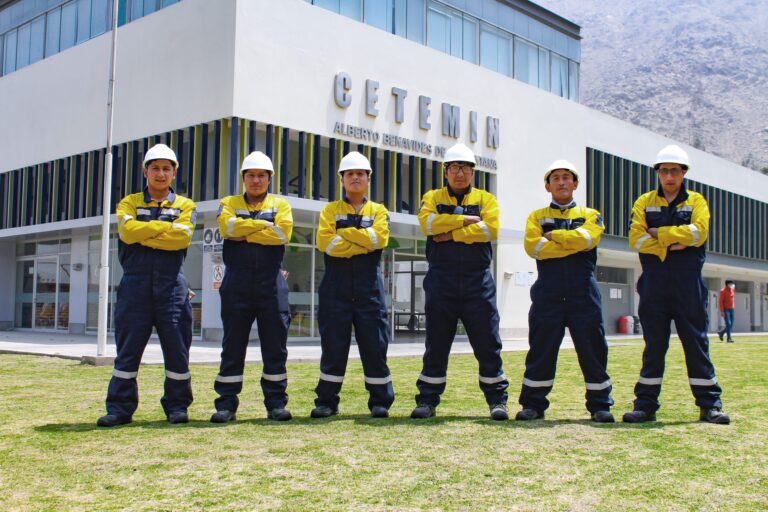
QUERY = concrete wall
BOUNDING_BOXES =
[0,242,14,329]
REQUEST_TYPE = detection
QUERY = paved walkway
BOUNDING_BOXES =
[0,329,648,365]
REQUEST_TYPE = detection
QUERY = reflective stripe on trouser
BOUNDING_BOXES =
[315,287,394,411]
[519,277,613,413]
[214,270,290,412]
[106,272,193,418]
[416,269,508,407]
[633,271,722,413]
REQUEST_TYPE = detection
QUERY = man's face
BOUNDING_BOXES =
[656,163,686,196]
[243,169,271,197]
[341,169,370,195]
[445,162,474,191]
[143,159,177,193]
[545,169,578,203]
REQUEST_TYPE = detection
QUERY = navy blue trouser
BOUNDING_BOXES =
[215,269,290,412]
[315,268,394,411]
[415,269,508,407]
[519,276,613,413]
[106,271,193,418]
[719,309,734,341]
[633,271,723,413]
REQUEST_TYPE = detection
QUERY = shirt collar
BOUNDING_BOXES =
[656,183,689,205]
[447,185,472,199]
[343,196,368,206]
[550,199,577,212]
[143,186,176,205]
[243,191,269,205]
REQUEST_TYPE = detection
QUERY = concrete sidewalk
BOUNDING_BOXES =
[0,329,645,366]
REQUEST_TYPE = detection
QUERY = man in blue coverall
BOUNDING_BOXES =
[97,144,196,427]
[623,144,730,424]
[516,160,614,423]
[211,151,294,423]
[311,151,394,418]
[411,143,509,421]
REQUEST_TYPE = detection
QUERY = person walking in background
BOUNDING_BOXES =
[97,144,196,427]
[516,160,614,423]
[623,144,730,425]
[718,280,736,343]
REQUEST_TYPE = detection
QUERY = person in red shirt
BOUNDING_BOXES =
[718,280,736,343]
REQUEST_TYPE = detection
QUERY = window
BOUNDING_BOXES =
[365,0,393,31]
[550,53,568,97]
[569,60,579,101]
[76,0,91,43]
[538,47,549,90]
[60,2,77,51]
[480,26,511,76]
[91,0,109,37]
[16,22,30,69]
[405,0,424,43]
[514,37,538,86]
[426,1,462,58]
[29,15,45,64]
[462,16,477,63]
[45,8,60,57]
[3,28,16,74]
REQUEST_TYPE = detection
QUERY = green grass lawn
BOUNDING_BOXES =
[1,338,766,511]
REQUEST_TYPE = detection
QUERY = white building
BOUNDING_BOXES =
[1,0,767,340]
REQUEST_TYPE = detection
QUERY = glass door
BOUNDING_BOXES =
[34,256,58,329]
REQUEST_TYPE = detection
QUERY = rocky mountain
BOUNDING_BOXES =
[537,0,768,172]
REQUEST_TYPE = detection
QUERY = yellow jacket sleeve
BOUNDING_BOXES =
[117,197,169,245]
[141,201,196,251]
[418,191,464,236]
[629,196,666,260]
[336,205,390,251]
[524,211,579,260]
[217,198,264,239]
[657,195,709,248]
[316,205,368,258]
[245,200,293,246]
[453,193,499,244]
[549,208,603,251]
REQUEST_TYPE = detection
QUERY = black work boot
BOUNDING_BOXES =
[410,403,436,419]
[370,406,389,418]
[96,414,132,427]
[310,405,338,418]
[167,411,189,424]
[267,408,293,421]
[515,408,544,421]
[622,410,656,423]
[700,407,730,424]
[490,403,509,421]
[210,410,236,423]
[591,410,615,423]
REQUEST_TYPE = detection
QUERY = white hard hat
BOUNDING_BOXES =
[143,144,178,168]
[544,160,579,182]
[338,151,372,175]
[240,151,274,174]
[444,143,476,166]
[654,144,689,169]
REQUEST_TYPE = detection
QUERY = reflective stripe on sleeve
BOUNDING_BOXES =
[689,224,699,245]
[479,373,507,384]
[576,227,593,249]
[418,373,446,385]
[325,235,343,255]
[522,377,554,388]
[262,372,288,382]
[366,227,378,248]
[585,379,612,391]
[425,213,436,235]
[364,375,392,385]
[113,369,138,379]
[477,221,491,241]
[319,372,344,383]
[532,237,547,259]
[226,217,236,236]
[637,376,662,385]
[171,223,192,236]
[165,370,191,380]
[272,225,287,243]
[689,377,717,386]
[118,215,133,230]
[645,206,661,213]
[234,209,250,216]
[216,374,243,383]
[634,233,651,250]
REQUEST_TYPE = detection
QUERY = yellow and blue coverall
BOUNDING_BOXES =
[629,185,723,413]
[105,188,196,419]
[415,186,508,407]
[215,193,293,413]
[520,201,614,414]
[314,198,395,411]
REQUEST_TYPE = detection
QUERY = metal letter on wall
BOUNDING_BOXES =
[486,116,499,148]
[469,111,478,143]
[391,87,407,123]
[334,72,352,108]
[366,79,380,117]
[441,103,460,138]
[419,95,431,130]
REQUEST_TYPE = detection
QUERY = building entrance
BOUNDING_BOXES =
[15,253,70,330]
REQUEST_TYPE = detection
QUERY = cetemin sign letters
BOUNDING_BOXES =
[333,72,499,170]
